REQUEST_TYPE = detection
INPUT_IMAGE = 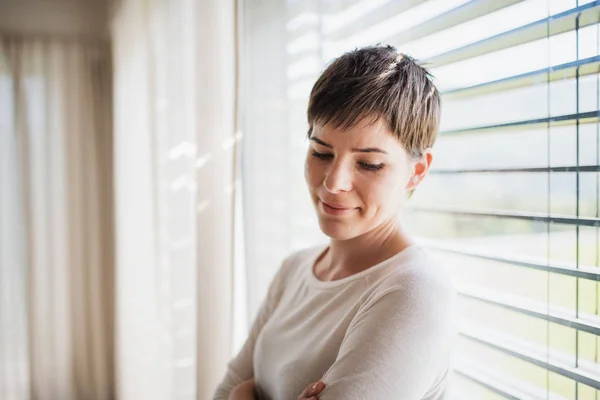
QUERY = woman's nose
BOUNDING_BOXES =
[323,162,352,193]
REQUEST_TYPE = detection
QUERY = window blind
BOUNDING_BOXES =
[241,1,600,397]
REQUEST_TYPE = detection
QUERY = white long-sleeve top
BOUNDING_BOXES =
[213,244,457,400]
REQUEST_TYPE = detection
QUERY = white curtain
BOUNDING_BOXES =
[111,0,239,399]
[0,36,114,400]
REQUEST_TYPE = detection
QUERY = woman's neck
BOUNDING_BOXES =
[319,220,414,281]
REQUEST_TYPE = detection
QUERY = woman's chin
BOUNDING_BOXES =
[318,220,359,241]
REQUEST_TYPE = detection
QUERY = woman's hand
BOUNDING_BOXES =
[297,380,326,400]
[229,378,256,400]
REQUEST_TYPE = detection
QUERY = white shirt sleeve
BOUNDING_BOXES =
[318,274,457,400]
[212,258,290,400]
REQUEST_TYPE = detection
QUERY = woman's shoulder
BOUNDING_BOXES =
[282,244,325,269]
[273,244,326,284]
[363,246,457,310]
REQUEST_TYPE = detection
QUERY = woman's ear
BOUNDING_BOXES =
[406,148,433,191]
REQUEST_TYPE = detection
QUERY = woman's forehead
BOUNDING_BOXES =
[312,119,401,149]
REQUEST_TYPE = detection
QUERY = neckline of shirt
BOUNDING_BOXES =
[305,244,421,290]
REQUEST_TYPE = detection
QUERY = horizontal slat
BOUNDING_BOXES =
[419,238,600,281]
[430,165,600,174]
[454,359,553,400]
[286,24,321,43]
[324,0,430,39]
[425,2,600,68]
[454,371,522,400]
[458,284,600,336]
[381,0,523,49]
[410,205,600,227]
[441,111,599,134]
[443,55,600,99]
[460,323,600,390]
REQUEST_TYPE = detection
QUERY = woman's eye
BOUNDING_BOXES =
[311,151,383,171]
[312,150,333,160]
[359,162,384,171]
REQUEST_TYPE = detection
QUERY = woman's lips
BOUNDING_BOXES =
[319,200,355,216]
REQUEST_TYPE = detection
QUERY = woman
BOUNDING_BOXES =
[214,45,457,400]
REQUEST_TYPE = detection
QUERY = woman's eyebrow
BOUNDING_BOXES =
[310,137,388,155]
[310,137,332,148]
[352,147,388,154]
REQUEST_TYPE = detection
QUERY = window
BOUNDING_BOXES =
[241,0,600,397]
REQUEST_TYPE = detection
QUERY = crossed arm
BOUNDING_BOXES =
[228,378,326,400]
[216,273,455,400]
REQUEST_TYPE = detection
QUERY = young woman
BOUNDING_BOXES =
[214,45,457,400]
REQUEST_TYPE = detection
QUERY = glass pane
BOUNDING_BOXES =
[244,0,600,398]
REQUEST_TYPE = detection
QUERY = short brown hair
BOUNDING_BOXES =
[307,45,441,158]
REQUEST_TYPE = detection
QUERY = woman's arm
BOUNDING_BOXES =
[227,379,257,400]
[212,258,291,400]
[315,274,457,400]
[227,378,327,400]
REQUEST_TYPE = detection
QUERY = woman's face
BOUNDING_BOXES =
[304,118,431,240]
